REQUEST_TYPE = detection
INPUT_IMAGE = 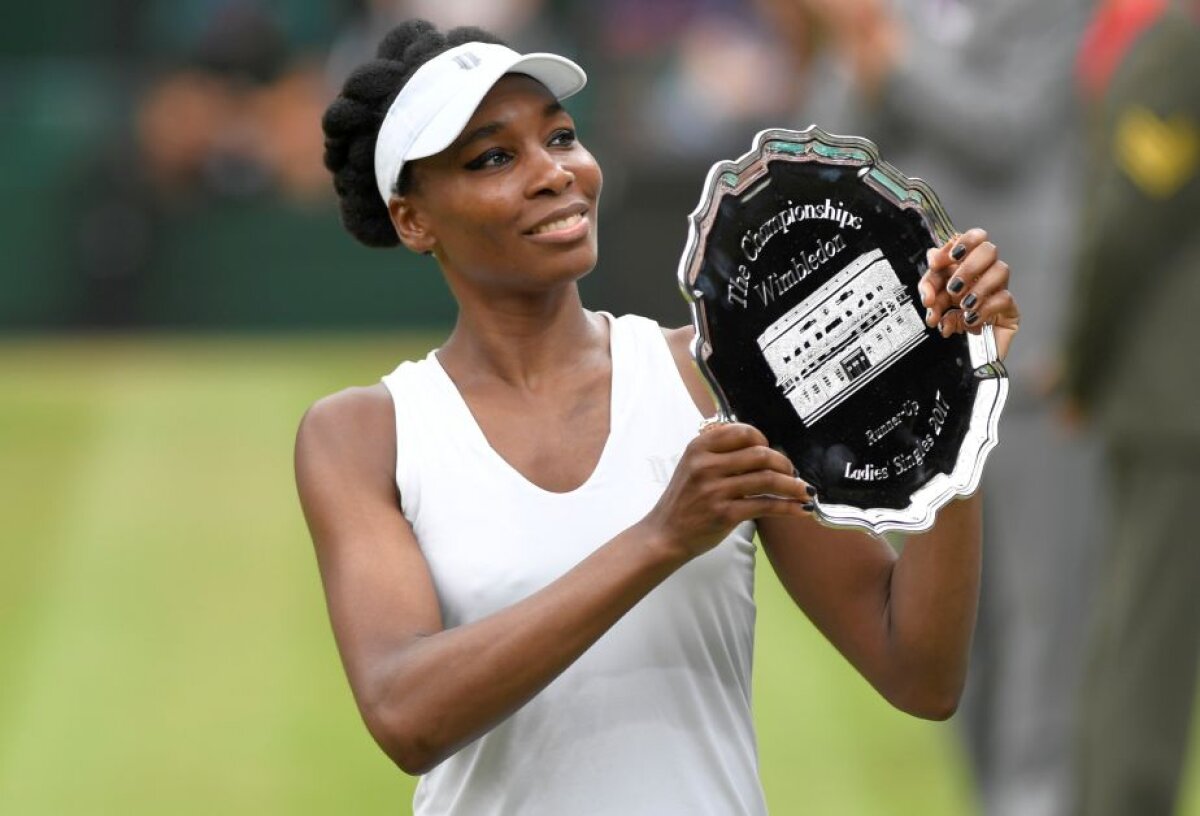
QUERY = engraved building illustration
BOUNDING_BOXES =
[757,248,927,424]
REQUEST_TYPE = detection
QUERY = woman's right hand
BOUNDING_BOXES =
[640,421,813,561]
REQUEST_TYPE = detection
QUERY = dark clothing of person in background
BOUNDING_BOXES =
[1066,3,1200,814]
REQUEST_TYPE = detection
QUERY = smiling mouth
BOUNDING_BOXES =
[528,212,585,235]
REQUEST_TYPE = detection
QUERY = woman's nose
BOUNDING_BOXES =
[527,149,574,196]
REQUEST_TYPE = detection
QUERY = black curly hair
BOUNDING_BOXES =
[321,20,508,248]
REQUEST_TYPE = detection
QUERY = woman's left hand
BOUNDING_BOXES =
[918,228,1020,360]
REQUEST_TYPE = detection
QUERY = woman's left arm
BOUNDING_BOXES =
[756,492,981,720]
[671,227,1018,719]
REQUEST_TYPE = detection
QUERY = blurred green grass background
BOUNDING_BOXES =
[1,335,1196,814]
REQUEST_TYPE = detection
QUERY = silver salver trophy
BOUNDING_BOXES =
[678,127,1008,535]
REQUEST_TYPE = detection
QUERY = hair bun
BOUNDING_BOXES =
[377,19,442,61]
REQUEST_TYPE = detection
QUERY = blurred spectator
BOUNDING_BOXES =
[65,0,332,326]
[638,14,795,158]
[1065,2,1200,814]
[135,0,327,203]
[755,2,1099,815]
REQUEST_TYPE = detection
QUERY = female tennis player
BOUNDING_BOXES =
[295,19,1019,815]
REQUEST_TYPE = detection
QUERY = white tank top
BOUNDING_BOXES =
[381,313,765,816]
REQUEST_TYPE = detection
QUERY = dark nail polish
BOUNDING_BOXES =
[805,484,816,496]
[951,243,967,261]
[948,278,965,294]
[962,293,977,309]
[925,308,934,324]
[964,310,979,325]
[802,502,815,512]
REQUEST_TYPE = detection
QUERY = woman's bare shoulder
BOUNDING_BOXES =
[295,383,396,489]
[301,382,392,424]
[662,323,696,354]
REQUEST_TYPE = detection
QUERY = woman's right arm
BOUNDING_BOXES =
[294,384,808,775]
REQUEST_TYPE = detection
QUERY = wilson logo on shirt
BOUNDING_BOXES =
[647,454,682,484]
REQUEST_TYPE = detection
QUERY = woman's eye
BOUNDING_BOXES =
[466,149,512,170]
[549,129,577,147]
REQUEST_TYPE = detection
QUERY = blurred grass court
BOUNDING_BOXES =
[1,334,1197,814]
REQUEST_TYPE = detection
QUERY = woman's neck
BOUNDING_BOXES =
[437,284,606,388]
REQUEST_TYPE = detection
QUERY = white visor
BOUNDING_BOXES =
[373,41,587,205]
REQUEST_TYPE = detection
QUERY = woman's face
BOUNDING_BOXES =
[396,74,603,293]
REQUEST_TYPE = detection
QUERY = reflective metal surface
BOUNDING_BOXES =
[679,126,1008,535]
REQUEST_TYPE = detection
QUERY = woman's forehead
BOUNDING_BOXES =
[460,74,560,133]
